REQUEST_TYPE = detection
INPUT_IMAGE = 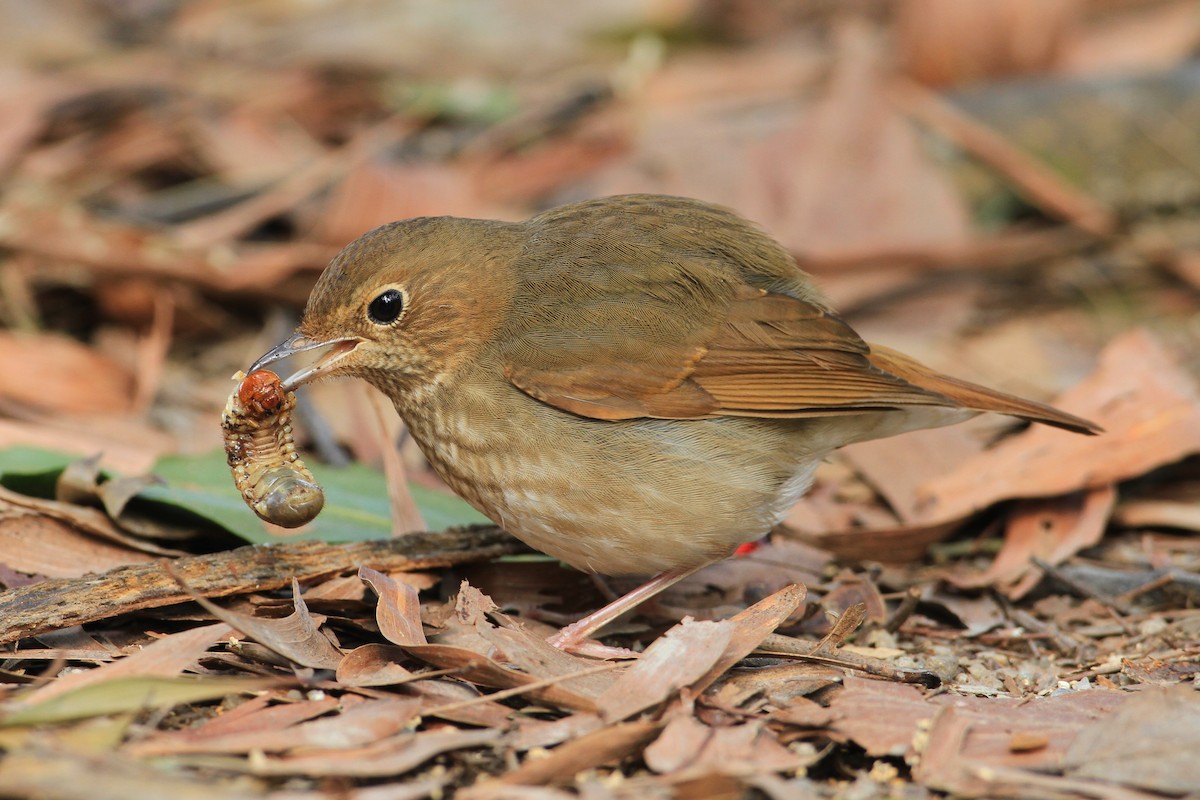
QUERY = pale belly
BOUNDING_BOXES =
[398,384,843,576]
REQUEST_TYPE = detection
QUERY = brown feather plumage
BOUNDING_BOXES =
[250,193,1100,650]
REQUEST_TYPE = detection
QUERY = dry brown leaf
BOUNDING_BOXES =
[645,714,816,778]
[184,578,344,670]
[0,332,135,415]
[470,114,629,207]
[839,425,985,523]
[471,619,620,700]
[693,584,806,694]
[896,0,1081,86]
[0,414,170,476]
[360,566,427,646]
[239,727,501,778]
[769,697,833,729]
[405,677,518,729]
[0,748,273,800]
[496,720,663,787]
[1114,499,1200,533]
[743,23,971,259]
[506,712,605,752]
[920,329,1200,523]
[1063,686,1200,794]
[368,580,604,712]
[890,77,1116,236]
[785,508,963,563]
[0,512,155,578]
[336,643,418,687]
[131,696,421,756]
[972,486,1118,598]
[1064,0,1200,75]
[914,691,1136,798]
[17,622,233,707]
[829,677,1127,770]
[125,692,341,756]
[0,484,178,557]
[0,68,63,173]
[597,619,735,723]
[190,106,323,187]
[712,661,844,710]
[313,158,511,247]
[643,713,711,775]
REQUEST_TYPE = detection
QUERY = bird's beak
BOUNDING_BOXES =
[249,332,363,391]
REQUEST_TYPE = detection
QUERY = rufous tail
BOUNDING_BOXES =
[866,343,1101,435]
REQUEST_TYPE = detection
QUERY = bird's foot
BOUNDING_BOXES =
[547,624,639,659]
[547,565,708,657]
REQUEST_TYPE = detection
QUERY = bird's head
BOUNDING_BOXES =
[250,216,522,402]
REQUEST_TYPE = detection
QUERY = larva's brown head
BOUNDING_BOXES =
[250,216,523,402]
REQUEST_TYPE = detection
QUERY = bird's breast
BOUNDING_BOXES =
[395,374,836,576]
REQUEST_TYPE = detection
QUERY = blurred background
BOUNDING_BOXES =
[0,0,1197,534]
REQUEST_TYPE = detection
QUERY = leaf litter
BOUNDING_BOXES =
[0,2,1198,798]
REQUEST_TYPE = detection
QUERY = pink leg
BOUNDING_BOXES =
[548,564,708,654]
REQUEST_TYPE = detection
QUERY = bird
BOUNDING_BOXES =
[249,194,1099,653]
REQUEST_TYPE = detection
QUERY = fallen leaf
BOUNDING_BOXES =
[361,566,427,646]
[1063,686,1200,795]
[920,329,1200,522]
[971,486,1117,597]
[597,619,734,723]
[0,511,154,578]
[496,720,663,787]
[232,727,501,778]
[896,0,1080,86]
[336,644,419,687]
[0,332,135,415]
[17,622,233,707]
[744,22,971,259]
[184,578,344,670]
[1063,1,1200,75]
[0,675,277,727]
[694,584,806,693]
[129,696,421,755]
[124,692,341,756]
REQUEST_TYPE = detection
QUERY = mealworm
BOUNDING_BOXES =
[222,369,324,528]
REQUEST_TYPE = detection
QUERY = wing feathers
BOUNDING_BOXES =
[504,284,1098,432]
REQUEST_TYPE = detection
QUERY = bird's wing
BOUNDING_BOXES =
[502,283,954,421]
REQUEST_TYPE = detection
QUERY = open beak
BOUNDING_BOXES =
[249,332,362,391]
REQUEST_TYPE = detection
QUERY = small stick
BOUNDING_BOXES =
[886,586,922,634]
[1031,557,1133,618]
[755,633,941,687]
[889,78,1116,237]
[0,525,522,645]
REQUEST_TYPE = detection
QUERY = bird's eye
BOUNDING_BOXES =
[367,288,406,325]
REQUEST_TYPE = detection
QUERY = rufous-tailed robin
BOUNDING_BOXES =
[250,194,1098,652]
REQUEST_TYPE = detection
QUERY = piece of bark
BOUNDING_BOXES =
[0,525,521,644]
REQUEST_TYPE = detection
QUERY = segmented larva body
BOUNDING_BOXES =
[222,369,324,528]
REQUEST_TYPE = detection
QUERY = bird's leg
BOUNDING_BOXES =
[548,564,708,654]
[587,573,620,602]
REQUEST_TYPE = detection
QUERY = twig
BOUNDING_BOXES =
[755,633,940,687]
[885,586,922,634]
[0,525,522,645]
[1031,557,1133,618]
[889,78,1117,237]
[172,123,402,250]
[419,662,622,720]
[1000,605,1081,655]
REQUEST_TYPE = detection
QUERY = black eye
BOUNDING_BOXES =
[367,288,405,324]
